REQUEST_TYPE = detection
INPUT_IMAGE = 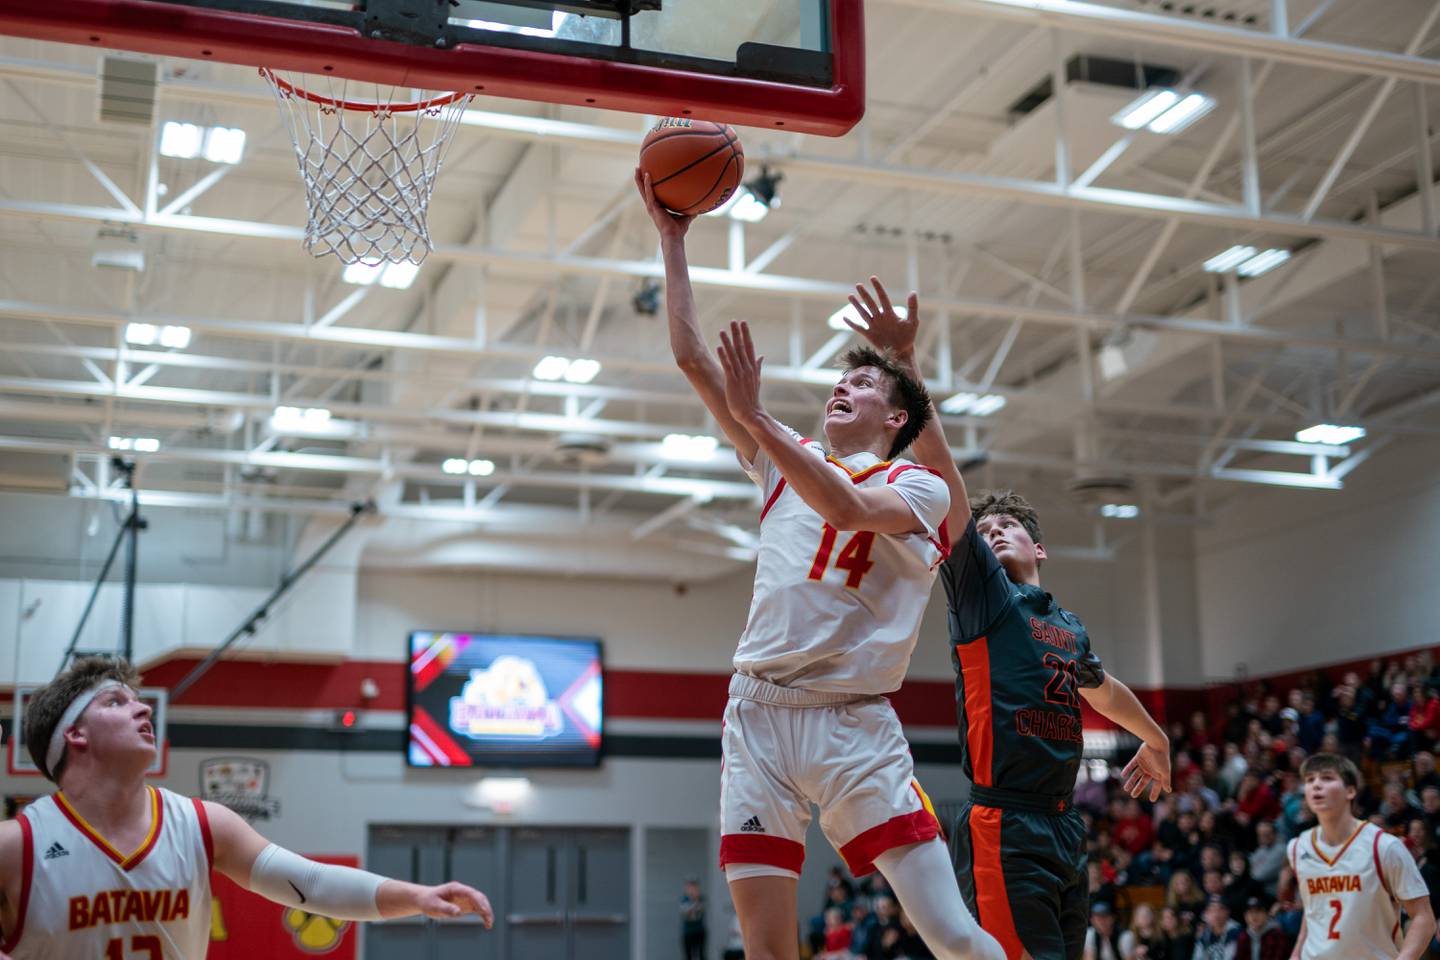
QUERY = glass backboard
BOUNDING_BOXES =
[0,0,865,135]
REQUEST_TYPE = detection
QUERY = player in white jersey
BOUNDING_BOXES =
[0,656,494,959]
[639,170,1003,960]
[1287,753,1434,960]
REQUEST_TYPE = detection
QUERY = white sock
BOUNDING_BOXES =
[874,839,1007,960]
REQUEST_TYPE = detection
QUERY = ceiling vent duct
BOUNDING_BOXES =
[1065,473,1136,504]
[1009,54,1180,118]
[97,55,159,126]
[554,433,611,468]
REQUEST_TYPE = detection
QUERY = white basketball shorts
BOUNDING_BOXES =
[718,674,941,879]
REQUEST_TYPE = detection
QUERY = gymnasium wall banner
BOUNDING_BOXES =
[209,855,358,959]
[407,632,603,767]
[200,757,281,821]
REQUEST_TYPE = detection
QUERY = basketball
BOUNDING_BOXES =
[639,118,745,216]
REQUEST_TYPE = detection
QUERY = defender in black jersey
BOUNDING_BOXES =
[844,279,1172,960]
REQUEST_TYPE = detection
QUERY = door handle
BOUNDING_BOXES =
[570,914,627,925]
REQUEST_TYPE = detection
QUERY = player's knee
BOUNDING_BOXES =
[932,925,1003,960]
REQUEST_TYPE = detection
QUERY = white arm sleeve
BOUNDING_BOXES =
[249,843,387,921]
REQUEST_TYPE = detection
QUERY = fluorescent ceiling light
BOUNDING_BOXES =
[109,436,159,452]
[467,459,495,477]
[1098,344,1128,381]
[938,392,1005,416]
[1148,93,1215,134]
[1113,89,1215,135]
[202,126,246,164]
[159,121,203,159]
[728,190,771,223]
[533,355,570,381]
[1295,424,1366,445]
[379,261,419,289]
[442,458,468,475]
[343,262,384,286]
[662,433,719,460]
[1236,248,1291,277]
[158,325,192,349]
[1100,503,1140,519]
[969,394,1007,416]
[939,392,977,415]
[272,406,332,429]
[564,358,601,384]
[1113,89,1180,130]
[828,302,907,332]
[124,322,158,346]
[1203,245,1258,273]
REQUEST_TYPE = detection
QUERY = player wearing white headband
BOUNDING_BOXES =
[0,656,494,959]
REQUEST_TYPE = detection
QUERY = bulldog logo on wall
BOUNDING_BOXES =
[201,757,281,821]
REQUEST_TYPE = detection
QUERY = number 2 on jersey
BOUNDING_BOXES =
[107,936,162,960]
[1328,899,1343,940]
[808,525,876,588]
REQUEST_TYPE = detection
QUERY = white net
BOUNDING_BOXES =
[262,70,473,266]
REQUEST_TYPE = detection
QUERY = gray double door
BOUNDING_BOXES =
[366,825,630,960]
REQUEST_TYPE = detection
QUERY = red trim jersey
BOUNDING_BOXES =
[1288,821,1428,960]
[736,428,950,694]
[3,787,214,960]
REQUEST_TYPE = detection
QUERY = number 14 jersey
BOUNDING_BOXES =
[736,431,950,695]
[1289,820,1428,960]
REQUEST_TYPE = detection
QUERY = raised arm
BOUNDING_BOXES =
[716,321,934,534]
[843,278,970,533]
[206,801,493,926]
[0,819,22,949]
[1080,674,1172,801]
[636,169,758,462]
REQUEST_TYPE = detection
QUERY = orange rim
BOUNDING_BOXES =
[260,68,469,113]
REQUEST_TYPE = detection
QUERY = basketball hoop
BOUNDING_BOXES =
[261,69,472,266]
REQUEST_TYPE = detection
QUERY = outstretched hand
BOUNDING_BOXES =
[845,277,920,358]
[1121,742,1173,802]
[414,882,494,928]
[634,167,694,241]
[716,321,767,427]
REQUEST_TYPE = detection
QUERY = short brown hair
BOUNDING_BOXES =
[1299,752,1361,790]
[970,489,1044,546]
[836,346,932,460]
[24,656,141,782]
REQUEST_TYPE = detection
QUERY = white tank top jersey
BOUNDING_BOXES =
[1288,820,1429,960]
[736,426,950,694]
[3,786,214,960]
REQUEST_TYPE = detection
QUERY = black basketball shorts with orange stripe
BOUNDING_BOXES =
[950,797,1089,960]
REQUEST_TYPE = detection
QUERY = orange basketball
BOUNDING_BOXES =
[639,118,745,216]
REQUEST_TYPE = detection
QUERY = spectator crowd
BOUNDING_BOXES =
[795,653,1440,960]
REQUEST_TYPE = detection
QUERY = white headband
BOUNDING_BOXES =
[44,680,129,778]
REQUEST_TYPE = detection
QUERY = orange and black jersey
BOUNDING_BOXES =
[941,516,1105,797]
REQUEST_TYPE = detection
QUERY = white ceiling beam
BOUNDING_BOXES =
[890,0,1440,85]
[2,56,1438,251]
[8,236,1440,367]
[0,434,759,500]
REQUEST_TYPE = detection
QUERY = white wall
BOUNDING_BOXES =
[1195,437,1440,680]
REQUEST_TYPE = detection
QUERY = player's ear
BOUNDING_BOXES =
[1034,541,1047,563]
[886,408,908,430]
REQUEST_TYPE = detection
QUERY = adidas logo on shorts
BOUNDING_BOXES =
[740,816,765,833]
[44,842,69,860]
